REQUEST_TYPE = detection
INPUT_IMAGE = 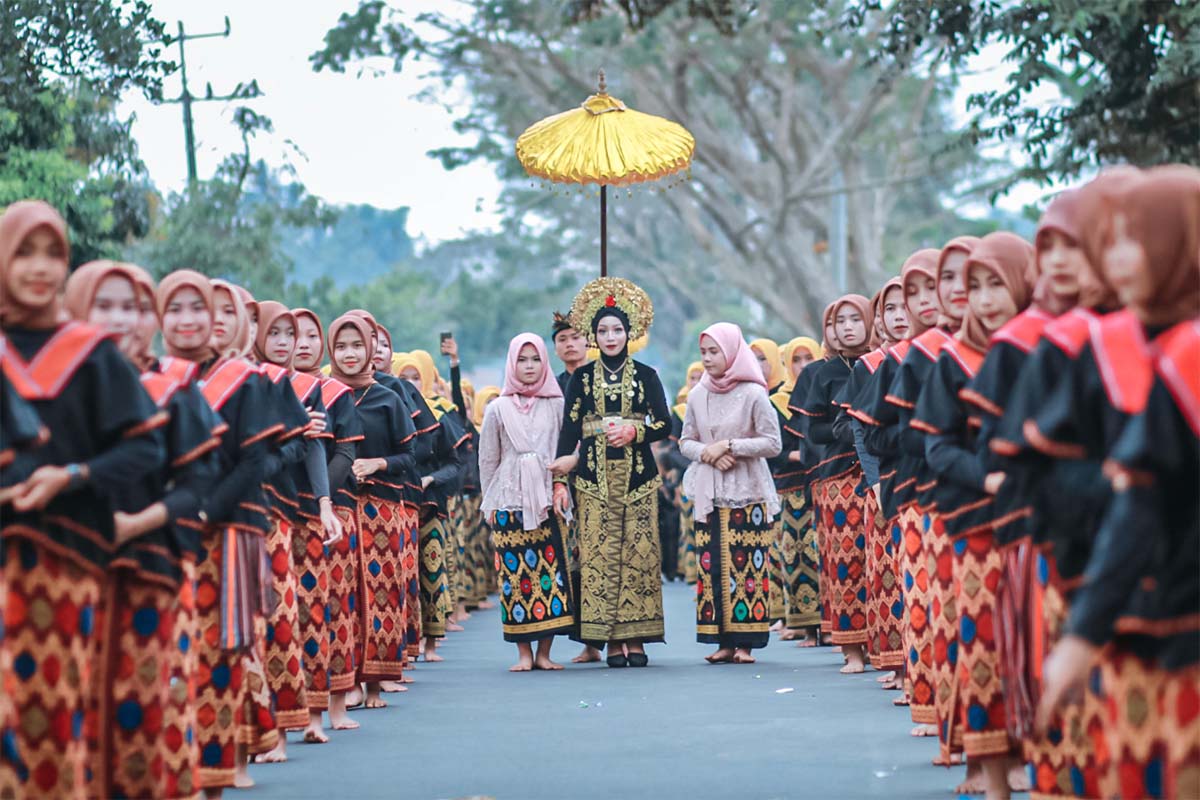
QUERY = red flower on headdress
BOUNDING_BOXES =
[605,295,616,307]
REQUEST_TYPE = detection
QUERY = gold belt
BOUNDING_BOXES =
[582,417,643,437]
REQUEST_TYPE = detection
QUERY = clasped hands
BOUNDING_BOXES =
[700,439,736,471]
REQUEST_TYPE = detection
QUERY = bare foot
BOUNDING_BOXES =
[364,683,388,709]
[796,636,819,648]
[732,648,756,664]
[379,680,407,693]
[571,646,602,664]
[423,638,444,662]
[778,628,800,640]
[1007,762,1031,792]
[534,655,564,670]
[934,751,965,767]
[839,645,866,674]
[477,599,495,609]
[445,621,465,632]
[769,619,785,632]
[954,761,985,794]
[303,712,328,744]
[510,651,534,672]
[399,673,415,683]
[344,685,364,708]
[254,738,288,764]
[893,693,911,706]
[705,647,735,664]
[910,723,937,737]
[328,694,360,730]
[234,745,254,787]
[876,670,896,683]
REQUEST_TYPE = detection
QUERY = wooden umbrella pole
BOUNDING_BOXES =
[600,184,608,277]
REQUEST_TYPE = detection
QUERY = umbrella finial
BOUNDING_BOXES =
[597,69,607,94]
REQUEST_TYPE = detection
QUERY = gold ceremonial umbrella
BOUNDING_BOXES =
[516,70,695,277]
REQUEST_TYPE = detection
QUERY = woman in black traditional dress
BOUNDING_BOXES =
[550,277,671,668]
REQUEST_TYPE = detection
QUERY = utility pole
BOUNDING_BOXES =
[830,165,847,294]
[162,17,262,186]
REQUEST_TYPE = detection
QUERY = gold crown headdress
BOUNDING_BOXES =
[569,277,654,346]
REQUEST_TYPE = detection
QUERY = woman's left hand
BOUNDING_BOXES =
[352,458,384,480]
[605,424,636,448]
[713,454,737,471]
[1035,635,1099,735]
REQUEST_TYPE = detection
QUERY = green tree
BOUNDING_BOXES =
[313,0,980,334]
[845,0,1198,187]
[1,0,175,263]
[130,109,335,295]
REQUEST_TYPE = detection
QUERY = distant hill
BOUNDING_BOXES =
[284,204,415,287]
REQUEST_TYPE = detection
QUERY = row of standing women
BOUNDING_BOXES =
[655,164,1198,800]
[0,198,494,799]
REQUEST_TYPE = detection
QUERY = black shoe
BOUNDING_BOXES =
[606,654,628,668]
[627,652,649,668]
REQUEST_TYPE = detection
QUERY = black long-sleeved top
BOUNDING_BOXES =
[855,344,909,518]
[3,325,166,569]
[557,359,671,505]
[1022,310,1162,585]
[785,363,822,491]
[450,364,480,495]
[885,328,955,511]
[109,373,221,587]
[351,382,417,505]
[800,356,856,480]
[834,351,886,488]
[196,357,278,533]
[0,336,47,488]
[1067,320,1199,669]
[911,340,993,538]
[320,378,363,510]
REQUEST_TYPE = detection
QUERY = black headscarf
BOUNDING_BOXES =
[592,306,630,370]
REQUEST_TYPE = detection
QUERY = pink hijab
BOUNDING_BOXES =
[500,332,562,404]
[698,322,767,394]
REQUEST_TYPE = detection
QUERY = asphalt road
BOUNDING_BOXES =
[247,580,1013,800]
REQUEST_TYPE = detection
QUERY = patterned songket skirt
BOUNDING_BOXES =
[1099,648,1171,800]
[1021,547,1101,800]
[326,505,358,692]
[293,516,330,711]
[821,468,869,646]
[900,504,935,724]
[418,512,453,641]
[780,488,820,630]
[695,503,774,649]
[194,526,246,789]
[490,510,574,642]
[575,458,665,646]
[678,493,697,585]
[0,538,101,800]
[263,514,308,730]
[356,496,409,680]
[400,505,421,659]
[238,620,278,756]
[97,569,199,799]
[768,510,787,623]
[810,477,835,636]
[954,528,1012,758]
[928,512,963,760]
[868,498,905,670]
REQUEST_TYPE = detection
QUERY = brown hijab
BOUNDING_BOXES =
[899,248,940,338]
[327,313,376,389]
[0,200,70,328]
[210,279,253,359]
[1114,164,1200,327]
[63,260,138,321]
[253,300,296,368]
[871,277,906,348]
[828,294,874,358]
[935,235,981,332]
[123,262,159,371]
[1032,189,1086,315]
[291,307,326,378]
[156,269,218,363]
[1076,167,1142,310]
[958,232,1037,352]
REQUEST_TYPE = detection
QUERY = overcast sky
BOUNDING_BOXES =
[121,1,1060,247]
